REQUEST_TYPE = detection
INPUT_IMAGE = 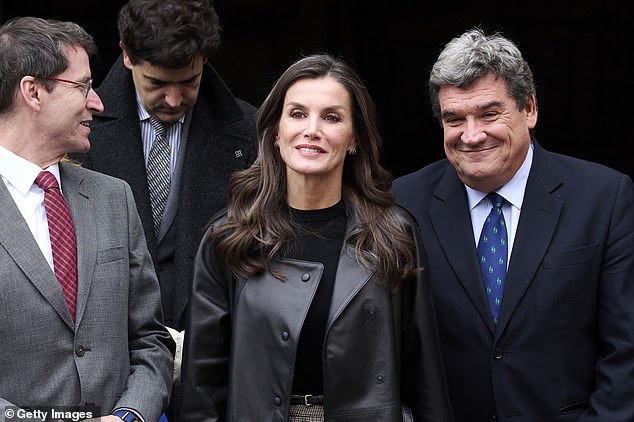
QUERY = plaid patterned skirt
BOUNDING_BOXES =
[288,403,324,421]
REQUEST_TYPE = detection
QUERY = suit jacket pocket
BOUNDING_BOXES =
[559,400,589,414]
[542,244,598,268]
[96,246,126,264]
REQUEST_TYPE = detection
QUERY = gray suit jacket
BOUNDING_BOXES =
[0,162,174,422]
[69,56,258,330]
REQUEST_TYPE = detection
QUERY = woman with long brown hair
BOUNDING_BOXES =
[179,53,451,422]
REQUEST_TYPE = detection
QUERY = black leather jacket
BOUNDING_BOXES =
[180,203,452,421]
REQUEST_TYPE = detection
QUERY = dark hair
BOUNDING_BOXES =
[429,27,536,122]
[118,0,221,68]
[0,16,97,115]
[214,54,418,291]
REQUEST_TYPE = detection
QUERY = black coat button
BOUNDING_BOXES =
[75,345,86,357]
[273,396,281,406]
[281,331,289,341]
[494,348,504,359]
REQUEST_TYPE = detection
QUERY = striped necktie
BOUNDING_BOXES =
[35,171,78,320]
[147,117,171,237]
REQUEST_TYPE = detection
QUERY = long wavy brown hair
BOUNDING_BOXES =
[213,54,417,291]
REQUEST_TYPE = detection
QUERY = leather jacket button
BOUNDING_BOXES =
[494,348,504,359]
[75,345,86,357]
[376,374,384,383]
[489,416,497,422]
[273,396,281,406]
[301,273,310,282]
[281,331,289,341]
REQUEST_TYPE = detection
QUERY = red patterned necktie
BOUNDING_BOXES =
[35,171,78,320]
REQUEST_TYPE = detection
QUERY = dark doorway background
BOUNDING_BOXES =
[2,1,632,179]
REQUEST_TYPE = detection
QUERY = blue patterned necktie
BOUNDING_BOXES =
[147,117,171,237]
[477,193,508,324]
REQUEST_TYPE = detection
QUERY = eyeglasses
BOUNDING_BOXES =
[46,77,93,98]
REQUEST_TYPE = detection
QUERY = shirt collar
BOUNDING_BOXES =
[0,145,61,196]
[466,142,534,211]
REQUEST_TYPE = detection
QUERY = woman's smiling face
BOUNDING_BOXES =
[277,76,356,190]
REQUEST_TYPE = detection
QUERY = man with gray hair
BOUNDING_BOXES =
[393,28,634,421]
[0,16,173,422]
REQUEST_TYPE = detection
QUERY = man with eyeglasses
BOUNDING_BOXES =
[68,3,257,417]
[46,77,94,98]
[0,16,174,422]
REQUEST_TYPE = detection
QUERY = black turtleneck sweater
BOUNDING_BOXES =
[287,200,347,395]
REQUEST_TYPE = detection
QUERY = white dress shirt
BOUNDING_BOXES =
[465,143,534,266]
[0,145,63,271]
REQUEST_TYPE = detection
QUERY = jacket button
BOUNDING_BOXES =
[301,273,310,282]
[494,348,504,359]
[281,331,289,341]
[489,416,497,422]
[273,396,281,406]
[75,345,86,357]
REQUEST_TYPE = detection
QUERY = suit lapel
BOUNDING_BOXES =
[326,206,375,327]
[429,167,496,332]
[94,116,153,241]
[496,146,563,335]
[0,176,74,329]
[60,163,97,327]
[93,64,156,250]
[326,242,374,328]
